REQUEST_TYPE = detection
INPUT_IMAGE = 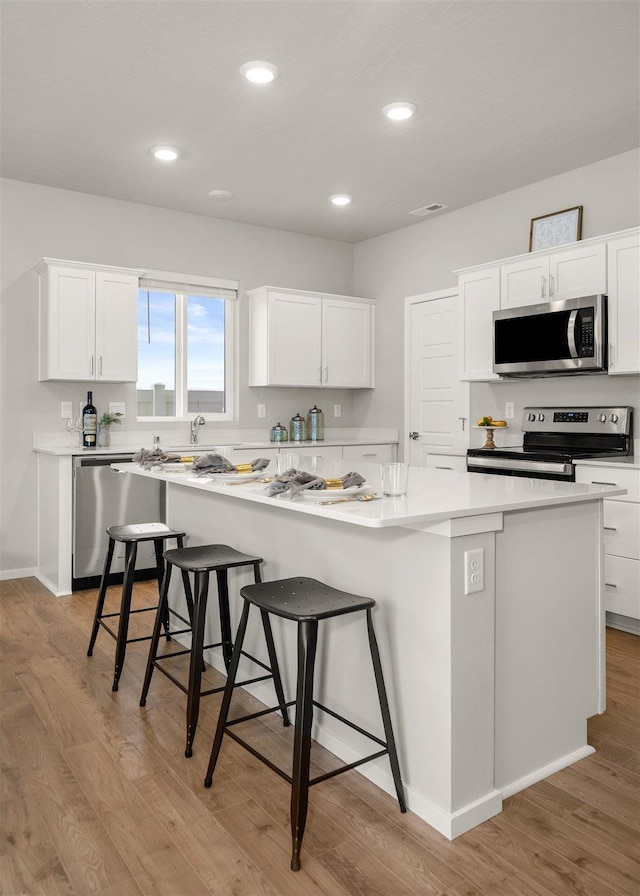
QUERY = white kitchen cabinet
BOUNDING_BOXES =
[342,443,396,464]
[247,286,375,388]
[499,241,606,307]
[607,230,640,375]
[37,258,142,382]
[575,463,640,632]
[457,266,501,381]
[426,452,467,473]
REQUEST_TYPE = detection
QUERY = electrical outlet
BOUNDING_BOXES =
[505,402,515,420]
[257,403,266,419]
[464,548,484,595]
[109,402,126,418]
[333,404,341,418]
[60,401,73,419]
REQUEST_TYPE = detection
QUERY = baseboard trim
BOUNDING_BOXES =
[500,745,595,799]
[1,567,37,581]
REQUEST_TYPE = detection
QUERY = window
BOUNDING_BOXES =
[136,270,238,420]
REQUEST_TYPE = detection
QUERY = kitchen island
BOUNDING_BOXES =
[113,460,624,839]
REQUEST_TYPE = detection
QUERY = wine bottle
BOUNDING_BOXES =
[82,391,97,448]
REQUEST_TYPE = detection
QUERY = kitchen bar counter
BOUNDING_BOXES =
[114,460,622,840]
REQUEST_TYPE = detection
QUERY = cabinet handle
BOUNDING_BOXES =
[436,465,453,470]
[363,453,376,457]
[549,274,554,297]
[318,367,322,385]
[324,366,328,383]
[541,276,546,299]
[603,526,617,531]
[605,582,617,588]
[98,355,103,375]
[592,480,617,486]
[90,355,94,375]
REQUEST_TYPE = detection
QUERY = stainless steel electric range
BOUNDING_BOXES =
[467,406,633,481]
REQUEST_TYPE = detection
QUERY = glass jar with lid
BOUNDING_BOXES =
[306,405,324,441]
[270,422,289,442]
[289,412,307,442]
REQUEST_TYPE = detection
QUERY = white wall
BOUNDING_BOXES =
[0,178,355,574]
[352,149,640,440]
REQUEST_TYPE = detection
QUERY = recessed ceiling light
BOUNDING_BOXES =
[330,194,352,207]
[239,61,279,84]
[208,189,234,201]
[150,145,180,161]
[382,102,417,121]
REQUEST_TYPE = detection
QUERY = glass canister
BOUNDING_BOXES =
[289,412,307,442]
[306,404,324,441]
[270,422,289,442]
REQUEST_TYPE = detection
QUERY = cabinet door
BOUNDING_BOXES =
[500,256,549,307]
[457,267,500,381]
[268,292,322,386]
[425,453,467,473]
[549,242,606,300]
[322,298,373,387]
[607,231,640,375]
[342,444,395,464]
[95,271,139,381]
[43,266,96,381]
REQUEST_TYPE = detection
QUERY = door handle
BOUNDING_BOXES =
[409,432,419,440]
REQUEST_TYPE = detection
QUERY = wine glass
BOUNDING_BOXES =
[65,415,82,447]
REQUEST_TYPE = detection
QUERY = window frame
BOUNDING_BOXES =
[137,270,238,423]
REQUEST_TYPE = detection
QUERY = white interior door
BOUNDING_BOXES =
[405,290,469,466]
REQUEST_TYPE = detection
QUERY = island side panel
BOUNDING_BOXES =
[165,482,500,839]
[494,500,603,794]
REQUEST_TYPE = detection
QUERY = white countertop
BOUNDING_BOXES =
[112,460,625,529]
[574,456,639,470]
[33,434,397,457]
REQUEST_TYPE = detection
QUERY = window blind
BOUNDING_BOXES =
[141,268,238,300]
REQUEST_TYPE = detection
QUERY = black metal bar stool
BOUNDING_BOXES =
[87,523,190,692]
[140,544,291,758]
[204,576,406,872]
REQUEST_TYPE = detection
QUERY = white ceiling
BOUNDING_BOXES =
[1,1,638,243]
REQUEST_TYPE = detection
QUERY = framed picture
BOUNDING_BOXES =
[529,206,583,252]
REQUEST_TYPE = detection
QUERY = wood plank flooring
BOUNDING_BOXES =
[1,576,638,896]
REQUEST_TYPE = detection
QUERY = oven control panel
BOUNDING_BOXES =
[522,407,632,435]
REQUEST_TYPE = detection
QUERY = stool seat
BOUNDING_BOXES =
[164,544,262,573]
[107,523,185,543]
[242,576,375,621]
[205,575,405,872]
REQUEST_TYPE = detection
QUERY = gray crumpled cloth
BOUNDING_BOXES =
[133,447,181,468]
[267,469,365,497]
[192,454,270,476]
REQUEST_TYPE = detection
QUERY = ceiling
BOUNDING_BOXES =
[1,1,638,244]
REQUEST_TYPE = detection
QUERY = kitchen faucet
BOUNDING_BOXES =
[190,415,206,444]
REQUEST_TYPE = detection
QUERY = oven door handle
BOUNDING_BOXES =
[467,456,574,476]
[567,310,579,359]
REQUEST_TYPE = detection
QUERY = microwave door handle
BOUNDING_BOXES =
[567,309,579,359]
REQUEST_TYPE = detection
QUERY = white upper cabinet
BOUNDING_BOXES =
[607,231,640,376]
[457,266,501,381]
[37,259,141,382]
[456,229,635,381]
[247,287,375,388]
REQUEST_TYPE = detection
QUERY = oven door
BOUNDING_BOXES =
[493,295,606,376]
[466,454,575,481]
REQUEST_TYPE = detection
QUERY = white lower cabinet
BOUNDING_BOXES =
[342,444,395,464]
[426,453,467,473]
[575,463,640,631]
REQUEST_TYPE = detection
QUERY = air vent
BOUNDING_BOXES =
[410,203,448,217]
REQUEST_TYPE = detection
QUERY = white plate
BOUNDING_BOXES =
[296,485,367,501]
[207,470,264,483]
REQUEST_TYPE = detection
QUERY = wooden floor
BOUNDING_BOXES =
[1,577,639,896]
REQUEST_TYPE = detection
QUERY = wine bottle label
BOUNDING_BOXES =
[83,413,97,434]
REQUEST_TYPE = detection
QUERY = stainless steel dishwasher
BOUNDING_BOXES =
[72,455,166,590]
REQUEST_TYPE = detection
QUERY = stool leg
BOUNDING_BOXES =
[204,601,250,787]
[153,538,171,641]
[259,608,291,727]
[176,535,195,624]
[290,618,318,872]
[112,541,137,691]
[185,570,209,757]
[87,536,115,656]
[366,608,406,813]
[216,569,233,671]
[140,563,173,707]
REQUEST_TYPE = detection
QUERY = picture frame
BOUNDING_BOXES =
[529,206,583,252]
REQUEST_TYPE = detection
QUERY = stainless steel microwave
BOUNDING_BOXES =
[493,294,607,377]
